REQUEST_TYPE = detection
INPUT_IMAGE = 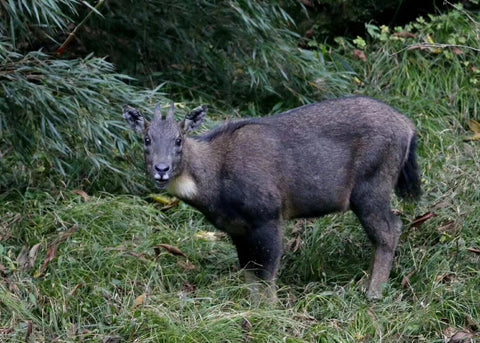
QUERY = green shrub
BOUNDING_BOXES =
[0,1,165,192]
[76,0,350,111]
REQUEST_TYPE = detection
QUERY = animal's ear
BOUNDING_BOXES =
[181,105,208,133]
[123,105,147,133]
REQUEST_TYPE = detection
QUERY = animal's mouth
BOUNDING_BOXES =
[153,173,170,189]
[154,179,169,189]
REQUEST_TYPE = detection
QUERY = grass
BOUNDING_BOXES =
[2,7,480,343]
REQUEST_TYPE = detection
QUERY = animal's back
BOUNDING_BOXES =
[265,96,415,138]
[206,96,416,219]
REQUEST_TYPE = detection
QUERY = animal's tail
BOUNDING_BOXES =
[395,134,422,201]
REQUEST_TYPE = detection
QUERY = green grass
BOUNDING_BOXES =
[2,8,480,343]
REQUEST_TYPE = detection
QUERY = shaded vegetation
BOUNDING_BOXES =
[0,1,165,192]
[292,0,477,39]
[75,0,351,110]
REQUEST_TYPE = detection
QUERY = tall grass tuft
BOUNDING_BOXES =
[0,1,164,192]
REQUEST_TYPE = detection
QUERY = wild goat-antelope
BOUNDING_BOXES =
[123,96,421,300]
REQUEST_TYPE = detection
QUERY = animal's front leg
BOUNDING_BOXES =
[231,220,283,302]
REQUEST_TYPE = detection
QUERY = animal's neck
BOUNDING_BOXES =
[166,172,198,200]
[166,138,214,201]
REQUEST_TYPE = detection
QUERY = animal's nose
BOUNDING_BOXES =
[154,163,170,173]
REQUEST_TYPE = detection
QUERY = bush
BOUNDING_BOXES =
[75,0,350,111]
[0,1,166,193]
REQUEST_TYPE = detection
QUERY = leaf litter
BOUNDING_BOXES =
[153,243,187,257]
[464,119,480,141]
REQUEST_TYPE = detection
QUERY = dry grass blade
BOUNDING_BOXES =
[28,243,41,270]
[467,247,480,255]
[153,244,187,258]
[37,225,79,276]
[25,321,33,341]
[68,283,83,297]
[448,330,475,342]
[410,212,437,228]
[73,189,90,202]
[16,246,30,271]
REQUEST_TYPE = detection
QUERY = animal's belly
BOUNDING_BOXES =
[284,187,351,219]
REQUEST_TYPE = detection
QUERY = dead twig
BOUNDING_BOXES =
[56,0,107,56]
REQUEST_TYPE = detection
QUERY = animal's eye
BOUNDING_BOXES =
[175,137,182,146]
[145,136,151,146]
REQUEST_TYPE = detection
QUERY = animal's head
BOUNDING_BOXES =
[123,102,207,188]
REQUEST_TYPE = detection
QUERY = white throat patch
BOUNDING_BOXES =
[167,173,198,200]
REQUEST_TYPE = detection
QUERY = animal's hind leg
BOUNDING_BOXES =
[351,189,403,300]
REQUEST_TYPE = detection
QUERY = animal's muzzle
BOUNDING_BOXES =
[153,163,171,182]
